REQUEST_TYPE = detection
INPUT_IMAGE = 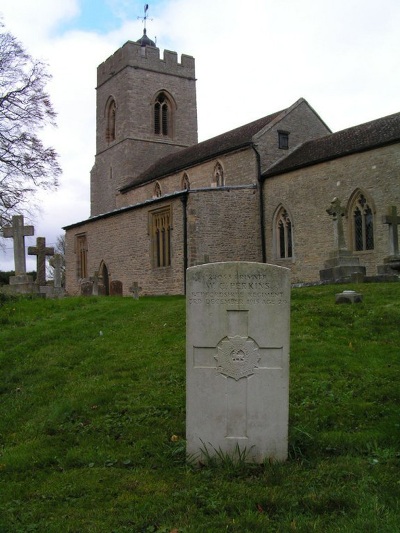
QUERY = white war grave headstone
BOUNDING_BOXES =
[186,262,290,463]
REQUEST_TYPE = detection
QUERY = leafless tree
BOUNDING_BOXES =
[0,21,61,232]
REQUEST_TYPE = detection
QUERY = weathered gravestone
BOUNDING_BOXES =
[110,280,123,296]
[3,215,34,276]
[319,197,366,282]
[129,281,142,300]
[80,280,93,296]
[186,262,290,463]
[378,205,400,276]
[2,215,36,293]
[28,237,54,286]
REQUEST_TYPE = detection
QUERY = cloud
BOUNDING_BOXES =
[1,0,400,272]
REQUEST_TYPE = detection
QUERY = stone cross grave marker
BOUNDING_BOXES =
[52,253,64,289]
[3,215,34,275]
[91,271,99,296]
[129,281,142,299]
[383,205,400,256]
[186,262,290,463]
[326,197,347,251]
[28,237,54,286]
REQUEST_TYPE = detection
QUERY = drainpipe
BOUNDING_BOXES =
[181,191,189,294]
[253,145,267,263]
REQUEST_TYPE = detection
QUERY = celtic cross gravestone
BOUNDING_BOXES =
[186,262,290,463]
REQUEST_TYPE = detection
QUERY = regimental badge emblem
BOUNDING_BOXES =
[215,335,260,380]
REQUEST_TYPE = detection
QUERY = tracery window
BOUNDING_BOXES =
[351,193,374,251]
[154,92,171,136]
[150,207,172,268]
[106,98,116,142]
[275,207,293,259]
[76,234,88,278]
[212,162,224,187]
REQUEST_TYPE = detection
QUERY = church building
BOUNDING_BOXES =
[64,32,400,296]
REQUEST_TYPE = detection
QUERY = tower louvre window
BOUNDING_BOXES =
[106,98,116,142]
[154,93,172,136]
[278,130,289,150]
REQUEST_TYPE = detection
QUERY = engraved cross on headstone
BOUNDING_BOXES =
[193,310,283,439]
[326,197,347,251]
[3,215,34,275]
[28,237,54,286]
[383,205,400,256]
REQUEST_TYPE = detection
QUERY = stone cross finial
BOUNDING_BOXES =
[326,197,347,251]
[3,215,35,275]
[28,237,55,286]
[383,206,400,256]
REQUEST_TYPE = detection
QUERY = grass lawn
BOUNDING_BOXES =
[0,283,399,532]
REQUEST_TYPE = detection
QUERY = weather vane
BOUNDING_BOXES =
[138,4,152,32]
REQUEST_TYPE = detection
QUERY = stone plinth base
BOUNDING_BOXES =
[320,250,366,283]
[6,275,38,295]
[39,286,65,299]
[320,265,366,283]
[377,256,400,277]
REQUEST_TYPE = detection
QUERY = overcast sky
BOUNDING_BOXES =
[1,0,399,271]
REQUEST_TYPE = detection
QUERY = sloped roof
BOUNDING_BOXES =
[120,109,284,192]
[263,111,400,178]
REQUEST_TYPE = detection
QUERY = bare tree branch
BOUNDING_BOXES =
[0,21,61,230]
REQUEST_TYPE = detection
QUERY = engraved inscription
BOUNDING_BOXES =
[189,272,288,306]
[215,335,260,380]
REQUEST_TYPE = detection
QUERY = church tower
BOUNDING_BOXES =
[90,31,198,216]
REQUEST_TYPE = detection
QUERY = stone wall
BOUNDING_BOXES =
[117,147,258,208]
[65,197,185,296]
[255,99,331,174]
[186,188,262,266]
[263,143,400,282]
[91,41,197,216]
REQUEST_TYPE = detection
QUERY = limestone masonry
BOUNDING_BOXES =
[63,31,400,296]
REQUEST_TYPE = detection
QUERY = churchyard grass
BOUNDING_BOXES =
[0,284,399,532]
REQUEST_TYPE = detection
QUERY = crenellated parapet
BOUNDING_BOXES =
[97,41,195,87]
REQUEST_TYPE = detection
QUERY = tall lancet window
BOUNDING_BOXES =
[275,207,293,259]
[212,162,224,187]
[106,98,116,142]
[154,92,171,136]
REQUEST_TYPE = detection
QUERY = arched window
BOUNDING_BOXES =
[154,92,172,136]
[153,181,162,198]
[275,207,293,259]
[106,98,116,142]
[212,162,224,187]
[181,173,190,190]
[350,192,374,251]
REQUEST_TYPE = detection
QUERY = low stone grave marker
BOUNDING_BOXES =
[110,280,123,296]
[186,261,290,463]
[129,282,142,299]
[335,290,363,304]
